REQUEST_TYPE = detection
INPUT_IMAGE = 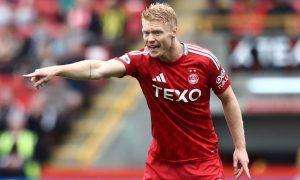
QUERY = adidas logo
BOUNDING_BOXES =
[152,73,166,83]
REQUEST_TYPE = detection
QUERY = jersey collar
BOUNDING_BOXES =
[182,43,188,55]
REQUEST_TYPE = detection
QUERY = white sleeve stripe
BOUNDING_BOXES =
[189,50,220,70]
[187,44,220,66]
[187,43,207,50]
[188,45,220,68]
[130,50,141,53]
[128,51,143,55]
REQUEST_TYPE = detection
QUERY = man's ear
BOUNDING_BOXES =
[172,26,177,38]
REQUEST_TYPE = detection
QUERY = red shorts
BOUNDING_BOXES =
[143,153,224,180]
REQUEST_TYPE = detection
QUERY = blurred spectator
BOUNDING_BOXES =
[66,0,92,31]
[42,79,84,143]
[59,0,76,14]
[100,0,127,56]
[0,85,24,131]
[0,0,147,171]
[266,0,297,35]
[0,86,13,131]
[34,0,61,22]
[26,92,54,163]
[148,0,168,3]
[202,0,229,16]
[0,0,13,26]
[101,0,126,41]
[123,0,146,47]
[0,108,40,178]
[85,45,110,61]
[268,0,295,15]
[291,0,300,13]
[229,0,270,36]
[0,25,23,74]
[13,0,37,28]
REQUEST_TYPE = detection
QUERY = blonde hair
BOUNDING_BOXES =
[142,3,177,27]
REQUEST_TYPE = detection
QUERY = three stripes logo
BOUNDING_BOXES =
[152,73,166,83]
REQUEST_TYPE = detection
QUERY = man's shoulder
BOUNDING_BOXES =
[119,47,149,64]
[184,43,212,56]
[127,47,149,57]
[184,43,220,68]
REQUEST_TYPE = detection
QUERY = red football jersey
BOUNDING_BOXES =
[115,43,231,164]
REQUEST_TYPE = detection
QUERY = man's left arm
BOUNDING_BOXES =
[217,86,251,179]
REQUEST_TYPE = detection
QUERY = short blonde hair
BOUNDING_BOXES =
[142,3,177,27]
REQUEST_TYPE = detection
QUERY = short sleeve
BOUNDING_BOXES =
[208,55,231,95]
[114,50,143,78]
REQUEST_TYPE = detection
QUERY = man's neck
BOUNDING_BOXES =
[159,39,183,63]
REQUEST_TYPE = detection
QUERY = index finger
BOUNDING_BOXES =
[23,72,38,78]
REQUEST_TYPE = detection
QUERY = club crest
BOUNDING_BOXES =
[188,69,199,85]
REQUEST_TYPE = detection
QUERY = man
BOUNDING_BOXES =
[24,3,251,180]
[0,109,40,178]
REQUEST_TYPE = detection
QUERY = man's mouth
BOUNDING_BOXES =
[148,45,160,51]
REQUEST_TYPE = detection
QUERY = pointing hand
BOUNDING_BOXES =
[23,67,56,89]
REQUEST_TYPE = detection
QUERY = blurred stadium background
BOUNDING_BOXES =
[0,0,300,179]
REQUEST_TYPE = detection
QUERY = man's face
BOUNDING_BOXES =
[142,19,175,59]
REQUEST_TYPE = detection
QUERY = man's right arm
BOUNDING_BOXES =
[23,59,126,88]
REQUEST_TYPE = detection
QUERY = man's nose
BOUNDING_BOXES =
[147,33,155,42]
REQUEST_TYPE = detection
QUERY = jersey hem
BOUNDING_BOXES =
[149,151,220,165]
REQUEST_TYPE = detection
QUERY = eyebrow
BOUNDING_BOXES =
[142,29,163,33]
